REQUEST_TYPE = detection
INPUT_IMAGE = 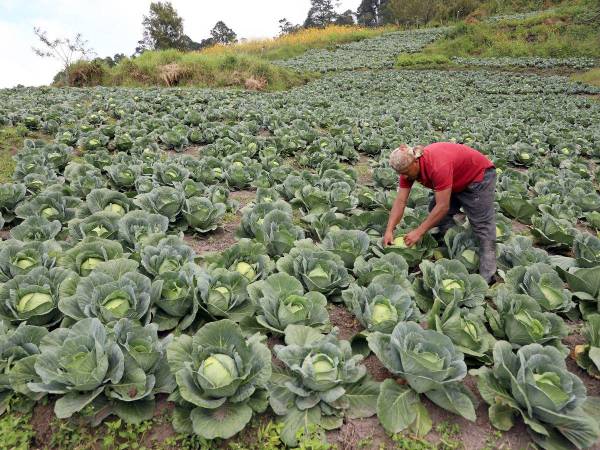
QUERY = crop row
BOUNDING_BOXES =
[275,28,451,72]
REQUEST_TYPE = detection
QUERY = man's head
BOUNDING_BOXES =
[389,144,423,181]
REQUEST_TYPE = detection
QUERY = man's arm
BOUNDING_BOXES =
[405,188,451,246]
[383,187,411,246]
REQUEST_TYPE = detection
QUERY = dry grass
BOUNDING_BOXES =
[200,25,397,60]
[572,68,600,87]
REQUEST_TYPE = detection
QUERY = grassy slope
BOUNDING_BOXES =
[200,25,396,60]
[426,1,600,59]
[0,127,26,183]
[572,68,600,86]
[67,52,311,91]
[65,25,394,90]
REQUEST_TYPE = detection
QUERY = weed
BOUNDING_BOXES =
[435,422,462,450]
[572,68,600,87]
[391,433,435,450]
[0,409,34,450]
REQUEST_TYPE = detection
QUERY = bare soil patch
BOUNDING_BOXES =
[166,145,202,157]
[183,189,256,254]
[327,303,363,341]
[356,154,373,186]
[30,402,55,447]
[327,417,393,450]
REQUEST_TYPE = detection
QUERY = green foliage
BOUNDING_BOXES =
[396,52,452,67]
[472,341,600,449]
[0,409,33,450]
[269,325,377,447]
[0,127,29,183]
[427,6,600,59]
[61,51,311,90]
[368,322,476,435]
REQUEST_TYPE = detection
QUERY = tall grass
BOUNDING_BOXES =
[200,25,397,60]
[64,50,313,90]
[426,4,600,58]
[572,68,600,87]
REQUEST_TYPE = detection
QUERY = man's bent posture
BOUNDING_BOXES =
[384,142,497,284]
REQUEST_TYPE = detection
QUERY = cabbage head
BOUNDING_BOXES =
[167,320,271,439]
[430,299,495,365]
[414,259,487,314]
[0,267,78,326]
[197,268,254,322]
[342,274,419,334]
[505,263,574,314]
[203,238,274,283]
[182,197,226,234]
[245,273,329,335]
[276,241,351,299]
[321,229,371,270]
[472,341,600,450]
[59,259,156,325]
[269,325,376,446]
[368,322,476,435]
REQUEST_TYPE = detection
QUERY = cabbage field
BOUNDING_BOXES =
[0,24,600,450]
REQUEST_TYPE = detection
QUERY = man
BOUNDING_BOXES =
[383,142,497,284]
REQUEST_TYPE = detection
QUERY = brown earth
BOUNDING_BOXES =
[183,189,256,254]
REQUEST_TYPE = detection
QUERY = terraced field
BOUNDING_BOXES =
[0,21,599,450]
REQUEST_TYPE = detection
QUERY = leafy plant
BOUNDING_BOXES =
[414,259,488,316]
[573,314,600,379]
[486,287,568,354]
[368,321,476,435]
[269,325,378,447]
[472,341,600,450]
[342,274,419,334]
[504,263,574,314]
[167,320,271,439]
[276,241,352,299]
[27,318,173,424]
[244,272,329,335]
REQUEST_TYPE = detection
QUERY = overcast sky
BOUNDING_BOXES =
[0,0,359,88]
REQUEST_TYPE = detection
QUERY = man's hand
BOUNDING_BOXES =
[383,230,394,247]
[404,229,424,247]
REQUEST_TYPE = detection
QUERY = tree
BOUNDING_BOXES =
[435,0,481,22]
[210,21,237,45]
[304,0,338,28]
[32,27,96,84]
[357,0,388,26]
[136,1,199,53]
[335,9,356,25]
[278,18,300,35]
[384,0,439,26]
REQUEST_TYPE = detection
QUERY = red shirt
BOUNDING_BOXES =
[399,142,494,193]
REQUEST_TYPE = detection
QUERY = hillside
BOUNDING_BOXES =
[62,0,600,89]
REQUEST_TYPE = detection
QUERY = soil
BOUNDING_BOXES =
[166,145,202,157]
[327,417,393,450]
[511,219,530,234]
[30,403,55,448]
[184,225,239,254]
[356,155,373,186]
[183,189,256,254]
[327,303,363,341]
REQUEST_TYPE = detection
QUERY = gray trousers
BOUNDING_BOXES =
[428,168,497,283]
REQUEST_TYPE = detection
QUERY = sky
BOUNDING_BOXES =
[0,0,359,88]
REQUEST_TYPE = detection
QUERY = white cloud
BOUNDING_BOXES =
[0,0,359,88]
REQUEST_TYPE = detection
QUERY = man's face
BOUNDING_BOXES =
[399,160,419,181]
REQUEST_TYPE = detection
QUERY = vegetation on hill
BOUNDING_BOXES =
[59,51,314,90]
[200,25,395,61]
[427,2,600,59]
